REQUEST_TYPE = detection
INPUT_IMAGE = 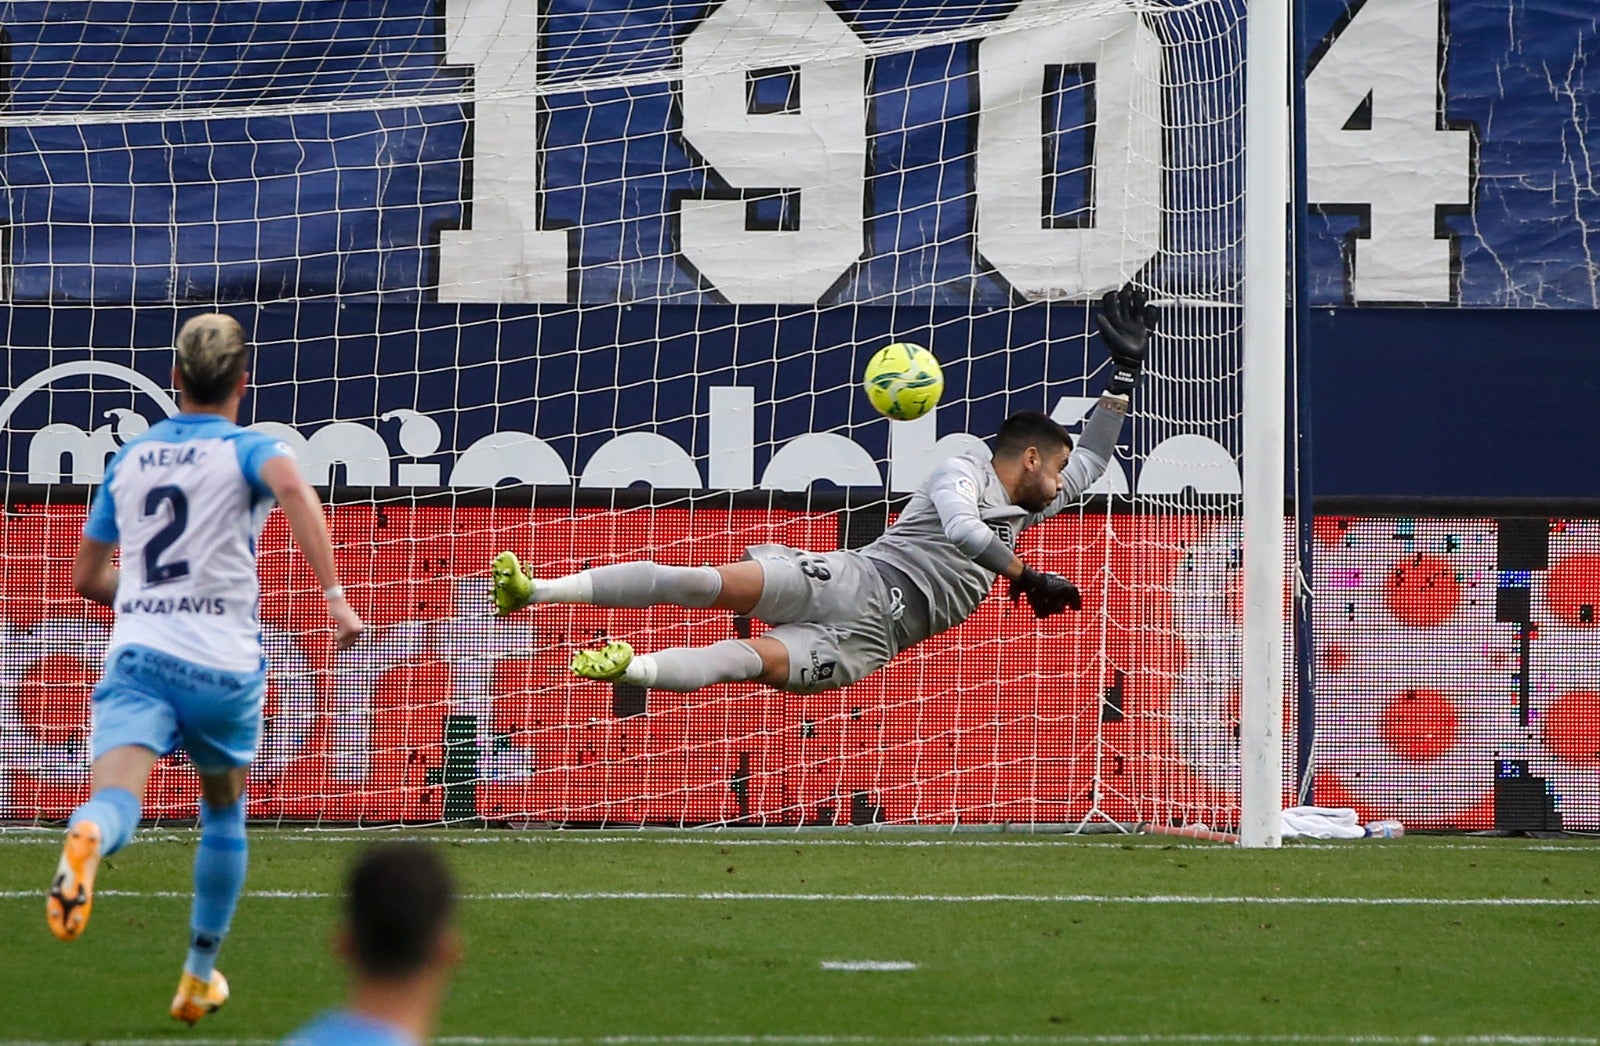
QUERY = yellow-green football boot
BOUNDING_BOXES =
[491,551,536,615]
[570,641,634,682]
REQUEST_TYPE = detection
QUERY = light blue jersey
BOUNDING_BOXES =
[85,413,292,674]
[283,1009,416,1046]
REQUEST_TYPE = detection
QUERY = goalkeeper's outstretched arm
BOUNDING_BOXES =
[925,457,1025,576]
[1043,283,1160,514]
[923,458,1080,618]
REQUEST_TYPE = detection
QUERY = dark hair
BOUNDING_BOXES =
[174,313,249,406]
[993,410,1073,459]
[347,843,456,978]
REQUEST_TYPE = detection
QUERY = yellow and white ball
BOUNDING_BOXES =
[862,342,944,421]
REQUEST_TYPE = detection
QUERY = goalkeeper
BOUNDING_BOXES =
[492,284,1157,694]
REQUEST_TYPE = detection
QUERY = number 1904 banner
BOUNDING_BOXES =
[1,0,1595,307]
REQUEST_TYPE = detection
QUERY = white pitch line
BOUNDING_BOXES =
[0,889,1596,906]
[1,831,1595,852]
[0,1035,1596,1046]
[459,1037,1598,1046]
[184,834,1600,851]
[820,960,919,971]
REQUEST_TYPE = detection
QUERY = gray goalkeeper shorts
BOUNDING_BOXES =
[743,543,899,693]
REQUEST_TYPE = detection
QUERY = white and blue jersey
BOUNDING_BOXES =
[85,413,291,675]
[85,413,293,768]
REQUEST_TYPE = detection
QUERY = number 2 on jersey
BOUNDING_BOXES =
[142,484,191,586]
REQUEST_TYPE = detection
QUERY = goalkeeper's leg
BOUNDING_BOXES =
[573,637,785,692]
[493,554,765,614]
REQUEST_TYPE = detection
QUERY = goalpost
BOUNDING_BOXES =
[1240,0,1289,849]
[0,0,1289,836]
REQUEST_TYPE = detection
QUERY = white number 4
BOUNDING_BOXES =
[1305,0,1474,303]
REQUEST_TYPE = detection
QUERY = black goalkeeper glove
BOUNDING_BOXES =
[1008,566,1082,619]
[1096,283,1160,397]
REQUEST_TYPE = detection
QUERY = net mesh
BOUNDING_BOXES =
[0,0,1278,829]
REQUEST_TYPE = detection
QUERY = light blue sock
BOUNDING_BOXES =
[185,798,248,980]
[68,787,141,856]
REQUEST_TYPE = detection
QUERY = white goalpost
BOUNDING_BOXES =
[1239,0,1289,848]
[0,0,1290,834]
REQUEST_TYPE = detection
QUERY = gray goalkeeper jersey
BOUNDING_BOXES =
[860,401,1125,644]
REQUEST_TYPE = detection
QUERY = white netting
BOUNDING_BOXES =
[0,0,1262,829]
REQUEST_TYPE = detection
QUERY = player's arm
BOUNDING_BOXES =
[73,472,121,606]
[1051,402,1122,506]
[977,539,1082,619]
[925,460,1080,617]
[72,537,119,607]
[1045,284,1160,512]
[926,458,1022,575]
[259,455,365,651]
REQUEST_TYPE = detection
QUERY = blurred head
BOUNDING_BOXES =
[173,313,249,408]
[343,843,458,981]
[993,411,1073,512]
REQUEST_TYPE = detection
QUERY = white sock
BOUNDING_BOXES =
[622,641,763,692]
[621,654,658,687]
[532,572,594,603]
[535,563,723,608]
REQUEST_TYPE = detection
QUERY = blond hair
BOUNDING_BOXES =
[174,313,248,405]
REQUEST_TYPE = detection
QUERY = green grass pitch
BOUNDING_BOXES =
[2,828,1597,1043]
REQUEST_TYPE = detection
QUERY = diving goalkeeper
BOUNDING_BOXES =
[492,284,1157,694]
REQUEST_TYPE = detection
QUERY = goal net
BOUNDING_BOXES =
[0,0,1274,829]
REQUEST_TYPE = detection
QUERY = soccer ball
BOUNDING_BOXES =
[863,342,944,421]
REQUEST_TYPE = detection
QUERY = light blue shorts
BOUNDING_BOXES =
[90,644,267,772]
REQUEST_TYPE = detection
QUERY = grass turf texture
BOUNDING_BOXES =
[1,829,1596,1043]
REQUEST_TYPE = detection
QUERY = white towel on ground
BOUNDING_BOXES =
[1280,805,1369,840]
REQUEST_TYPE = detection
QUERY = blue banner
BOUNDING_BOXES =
[1,302,1233,496]
[0,1,1595,306]
[1,1,1598,497]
